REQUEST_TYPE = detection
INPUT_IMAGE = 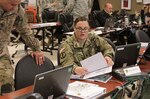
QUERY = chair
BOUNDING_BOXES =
[25,6,37,23]
[92,11,101,27]
[135,30,150,42]
[42,9,58,23]
[15,55,55,90]
[59,13,73,32]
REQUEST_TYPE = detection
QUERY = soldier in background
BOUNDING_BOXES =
[0,0,44,93]
[63,0,92,21]
[97,3,113,26]
[36,0,67,22]
[59,17,114,75]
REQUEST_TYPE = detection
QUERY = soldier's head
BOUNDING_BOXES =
[0,0,21,12]
[73,17,90,43]
[104,3,113,15]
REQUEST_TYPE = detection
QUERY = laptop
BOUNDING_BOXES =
[95,17,115,32]
[113,43,141,69]
[16,65,73,99]
[104,17,115,32]
[112,43,148,81]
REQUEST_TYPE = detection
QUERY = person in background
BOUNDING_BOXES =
[97,3,113,26]
[140,4,150,24]
[59,17,114,75]
[0,0,44,93]
[63,0,92,21]
[36,0,67,22]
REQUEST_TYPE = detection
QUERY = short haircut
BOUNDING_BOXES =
[73,17,88,27]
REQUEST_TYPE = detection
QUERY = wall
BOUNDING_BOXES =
[98,0,144,14]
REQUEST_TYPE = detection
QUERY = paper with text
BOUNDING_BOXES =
[80,52,112,79]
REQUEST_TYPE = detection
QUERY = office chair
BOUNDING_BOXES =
[59,13,73,32]
[135,30,150,42]
[42,9,58,23]
[15,55,55,90]
[92,11,101,27]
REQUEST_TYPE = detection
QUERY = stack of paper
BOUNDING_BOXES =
[66,81,106,99]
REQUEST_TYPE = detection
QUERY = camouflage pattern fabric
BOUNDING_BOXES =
[63,0,92,21]
[60,33,114,73]
[0,4,41,93]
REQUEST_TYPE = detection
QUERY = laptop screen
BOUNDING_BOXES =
[113,43,141,69]
[33,65,73,99]
[104,17,114,31]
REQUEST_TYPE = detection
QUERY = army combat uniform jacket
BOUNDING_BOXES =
[0,4,40,90]
[60,33,114,73]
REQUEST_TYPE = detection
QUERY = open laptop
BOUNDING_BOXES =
[112,43,148,81]
[95,17,115,32]
[113,43,141,69]
[16,65,73,99]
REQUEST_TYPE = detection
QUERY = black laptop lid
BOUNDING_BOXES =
[33,65,73,99]
[113,43,141,69]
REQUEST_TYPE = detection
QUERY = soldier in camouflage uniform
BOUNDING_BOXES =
[36,0,67,22]
[60,17,114,75]
[63,0,92,21]
[0,0,44,93]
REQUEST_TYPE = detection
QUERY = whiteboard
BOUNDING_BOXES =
[143,0,150,4]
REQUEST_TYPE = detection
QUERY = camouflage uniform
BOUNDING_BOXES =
[37,0,67,16]
[0,4,41,92]
[60,33,114,73]
[63,0,92,21]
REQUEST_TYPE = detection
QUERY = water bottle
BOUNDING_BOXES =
[138,15,142,25]
[124,15,129,27]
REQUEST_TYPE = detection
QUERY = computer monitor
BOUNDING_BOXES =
[113,43,141,69]
[33,65,73,99]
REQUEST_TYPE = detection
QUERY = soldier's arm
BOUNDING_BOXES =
[96,36,115,59]
[63,0,75,13]
[15,5,41,51]
[59,42,78,73]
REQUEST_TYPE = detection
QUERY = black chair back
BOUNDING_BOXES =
[42,9,58,22]
[15,55,55,90]
[59,13,73,32]
[135,30,150,42]
[92,11,101,27]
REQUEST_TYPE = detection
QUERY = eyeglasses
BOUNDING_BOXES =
[75,27,89,32]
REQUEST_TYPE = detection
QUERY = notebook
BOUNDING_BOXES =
[113,43,141,69]
[112,43,148,81]
[15,65,73,99]
[33,65,73,99]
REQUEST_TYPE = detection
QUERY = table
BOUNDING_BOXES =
[30,22,61,54]
[1,54,150,99]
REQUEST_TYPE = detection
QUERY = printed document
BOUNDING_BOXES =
[80,52,112,79]
[66,81,106,99]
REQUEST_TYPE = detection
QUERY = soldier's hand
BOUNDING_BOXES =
[74,67,88,75]
[105,56,114,66]
[31,51,45,65]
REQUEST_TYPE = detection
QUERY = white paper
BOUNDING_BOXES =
[66,81,106,99]
[80,52,112,79]
[93,30,102,35]
[31,22,57,28]
[83,66,112,79]
[141,42,149,48]
[123,66,141,76]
